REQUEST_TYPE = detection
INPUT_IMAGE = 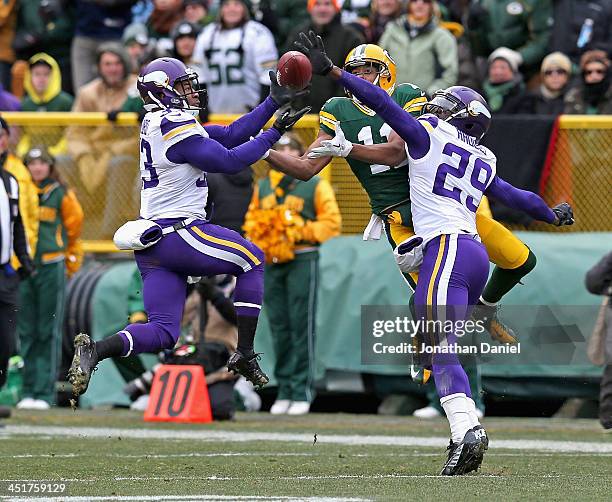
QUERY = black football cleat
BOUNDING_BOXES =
[440,427,487,476]
[473,302,518,345]
[227,351,269,388]
[465,425,489,473]
[67,333,99,397]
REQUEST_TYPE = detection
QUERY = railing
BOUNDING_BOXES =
[2,112,609,253]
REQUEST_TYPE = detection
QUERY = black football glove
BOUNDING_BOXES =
[294,30,334,76]
[272,107,311,133]
[552,202,574,226]
[107,109,120,122]
[17,259,35,280]
[268,70,310,107]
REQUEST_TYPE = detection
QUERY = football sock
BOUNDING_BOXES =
[237,315,258,356]
[441,393,472,443]
[467,397,481,428]
[96,334,126,360]
[481,249,537,304]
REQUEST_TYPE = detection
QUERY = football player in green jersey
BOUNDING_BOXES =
[267,44,535,386]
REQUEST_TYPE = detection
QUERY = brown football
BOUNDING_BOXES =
[276,51,312,91]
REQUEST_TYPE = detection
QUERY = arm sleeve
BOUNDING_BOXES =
[484,175,555,223]
[301,179,342,243]
[585,252,612,296]
[166,127,281,174]
[339,70,430,159]
[61,189,85,275]
[20,177,39,257]
[12,212,30,266]
[204,97,279,148]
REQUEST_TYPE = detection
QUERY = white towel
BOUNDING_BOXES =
[363,214,384,241]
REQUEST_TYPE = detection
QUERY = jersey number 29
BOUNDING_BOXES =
[433,143,493,212]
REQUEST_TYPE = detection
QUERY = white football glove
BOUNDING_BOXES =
[307,125,353,158]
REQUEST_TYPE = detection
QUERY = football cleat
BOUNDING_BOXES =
[67,333,99,397]
[473,302,518,345]
[440,427,487,476]
[227,351,269,389]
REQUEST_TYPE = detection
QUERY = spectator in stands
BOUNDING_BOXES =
[13,0,75,94]
[183,0,210,26]
[147,0,184,56]
[244,134,341,416]
[122,23,153,76]
[16,53,74,159]
[365,0,403,43]
[379,0,458,96]
[71,0,136,91]
[0,84,20,111]
[564,50,612,114]
[482,47,524,113]
[468,0,553,78]
[193,0,278,113]
[514,51,571,115]
[585,251,612,431]
[285,0,364,113]
[207,166,254,235]
[170,20,204,79]
[0,0,17,90]
[550,0,612,66]
[16,146,83,410]
[0,118,39,264]
[276,0,310,47]
[64,44,138,235]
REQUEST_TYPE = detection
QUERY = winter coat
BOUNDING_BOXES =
[0,0,17,63]
[285,15,364,113]
[0,85,20,111]
[13,0,75,63]
[468,0,553,71]
[379,17,458,96]
[564,82,612,115]
[513,87,566,115]
[550,0,612,64]
[482,77,524,113]
[207,168,254,235]
[18,53,73,158]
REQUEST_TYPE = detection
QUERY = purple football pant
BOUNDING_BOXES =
[117,219,264,356]
[414,233,489,399]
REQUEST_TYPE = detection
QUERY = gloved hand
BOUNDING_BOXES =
[107,109,120,122]
[552,202,574,226]
[17,259,35,280]
[294,30,334,76]
[307,125,353,158]
[268,70,310,107]
[272,107,311,133]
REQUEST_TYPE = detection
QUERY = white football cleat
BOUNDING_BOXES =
[16,397,36,410]
[270,399,291,415]
[287,401,311,415]
[413,405,442,419]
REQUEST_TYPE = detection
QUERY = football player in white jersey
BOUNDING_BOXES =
[68,57,309,397]
[295,31,575,475]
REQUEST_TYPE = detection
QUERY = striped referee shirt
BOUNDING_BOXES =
[0,168,27,266]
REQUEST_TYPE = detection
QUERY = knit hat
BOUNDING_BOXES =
[183,0,208,7]
[488,47,522,74]
[24,146,54,167]
[541,52,572,75]
[307,0,342,12]
[171,20,201,40]
[122,23,150,46]
[274,133,305,155]
[579,50,610,71]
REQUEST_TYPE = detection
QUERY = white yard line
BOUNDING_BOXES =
[0,496,367,502]
[3,425,612,453]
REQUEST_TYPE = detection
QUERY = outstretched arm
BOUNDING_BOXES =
[484,176,556,223]
[168,129,281,174]
[266,130,332,180]
[205,97,278,148]
[349,131,407,166]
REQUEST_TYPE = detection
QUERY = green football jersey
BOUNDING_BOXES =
[319,83,426,215]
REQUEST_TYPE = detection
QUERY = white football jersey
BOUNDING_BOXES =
[139,109,209,220]
[193,20,278,113]
[406,116,497,244]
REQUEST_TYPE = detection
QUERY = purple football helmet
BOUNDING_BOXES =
[423,86,492,141]
[137,57,206,112]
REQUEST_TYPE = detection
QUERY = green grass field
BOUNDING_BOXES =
[1,409,611,501]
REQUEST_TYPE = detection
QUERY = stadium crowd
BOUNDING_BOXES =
[0,0,610,425]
